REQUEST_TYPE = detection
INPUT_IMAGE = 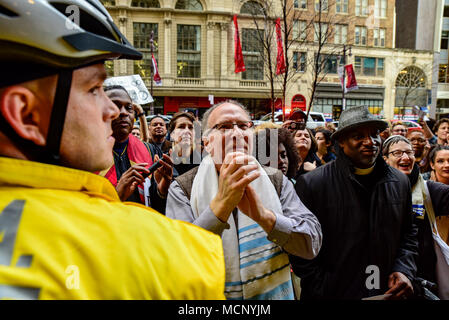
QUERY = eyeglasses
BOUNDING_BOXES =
[211,121,254,132]
[409,138,426,143]
[388,150,415,158]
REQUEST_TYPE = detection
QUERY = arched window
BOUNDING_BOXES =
[175,0,203,11]
[131,0,161,8]
[395,66,426,88]
[240,1,265,15]
[395,66,427,112]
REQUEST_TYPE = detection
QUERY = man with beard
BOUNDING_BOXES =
[290,106,419,300]
[100,86,172,208]
[148,115,171,159]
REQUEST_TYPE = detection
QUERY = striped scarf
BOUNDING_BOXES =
[190,155,294,300]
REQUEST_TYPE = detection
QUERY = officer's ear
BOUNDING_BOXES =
[0,84,48,146]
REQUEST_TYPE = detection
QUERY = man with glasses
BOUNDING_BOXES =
[290,106,418,300]
[166,100,322,300]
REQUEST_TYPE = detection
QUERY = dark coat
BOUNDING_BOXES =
[290,149,419,300]
[414,176,449,284]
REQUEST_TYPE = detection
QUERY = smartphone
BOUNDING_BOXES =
[141,160,162,179]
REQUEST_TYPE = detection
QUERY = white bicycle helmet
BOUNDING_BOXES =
[0,0,142,164]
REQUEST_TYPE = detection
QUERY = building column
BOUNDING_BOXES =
[118,15,128,75]
[220,22,229,79]
[164,16,172,76]
[206,21,215,77]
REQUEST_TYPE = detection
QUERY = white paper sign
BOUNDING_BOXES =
[104,75,153,105]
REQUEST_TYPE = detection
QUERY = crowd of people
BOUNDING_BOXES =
[1,0,449,301]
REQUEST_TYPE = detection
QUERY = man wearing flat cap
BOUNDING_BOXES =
[290,106,419,300]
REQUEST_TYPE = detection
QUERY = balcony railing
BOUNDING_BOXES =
[174,78,205,86]
[239,80,268,88]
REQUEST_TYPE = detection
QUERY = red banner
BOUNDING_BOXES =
[152,54,162,86]
[233,15,246,73]
[275,18,286,75]
[345,64,358,92]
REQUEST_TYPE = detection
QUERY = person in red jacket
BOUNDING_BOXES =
[100,85,173,208]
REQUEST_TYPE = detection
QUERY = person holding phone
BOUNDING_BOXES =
[100,85,173,210]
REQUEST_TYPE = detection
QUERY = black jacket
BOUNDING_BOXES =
[412,164,449,284]
[290,149,419,299]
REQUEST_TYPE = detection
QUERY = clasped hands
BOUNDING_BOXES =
[210,152,277,233]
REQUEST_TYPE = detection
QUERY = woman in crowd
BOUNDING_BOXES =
[407,128,431,173]
[425,145,449,246]
[433,119,449,146]
[293,127,322,177]
[383,135,449,298]
[131,124,141,140]
[168,111,200,178]
[255,127,301,182]
[315,128,336,164]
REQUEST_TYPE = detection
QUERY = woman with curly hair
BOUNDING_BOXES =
[255,127,301,181]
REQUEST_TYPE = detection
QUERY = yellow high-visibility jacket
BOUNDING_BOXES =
[0,157,225,300]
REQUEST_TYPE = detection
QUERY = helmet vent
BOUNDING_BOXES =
[0,4,19,17]
[49,2,116,42]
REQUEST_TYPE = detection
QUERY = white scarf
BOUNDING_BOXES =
[190,155,294,300]
[412,174,426,220]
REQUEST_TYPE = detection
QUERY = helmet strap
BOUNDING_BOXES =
[44,69,73,164]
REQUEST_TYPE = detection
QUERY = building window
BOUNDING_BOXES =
[131,0,160,7]
[294,0,307,9]
[373,28,385,47]
[133,23,158,79]
[177,25,201,78]
[315,0,328,12]
[355,0,368,16]
[441,31,449,50]
[444,6,449,17]
[316,54,339,74]
[314,23,328,43]
[355,26,367,45]
[105,60,114,77]
[355,56,384,76]
[240,1,265,15]
[242,28,264,80]
[293,52,307,72]
[336,0,348,13]
[293,20,307,41]
[334,24,347,44]
[175,0,203,11]
[439,64,449,83]
[375,0,387,18]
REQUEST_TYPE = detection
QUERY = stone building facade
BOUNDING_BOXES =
[102,0,434,120]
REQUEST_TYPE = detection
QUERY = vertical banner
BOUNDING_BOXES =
[275,18,286,75]
[337,66,345,90]
[152,54,162,86]
[233,15,246,73]
[345,64,358,92]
